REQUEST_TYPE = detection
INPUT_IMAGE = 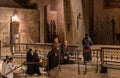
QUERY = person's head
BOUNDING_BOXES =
[3,55,9,62]
[6,55,9,60]
[3,59,6,62]
[9,57,13,63]
[85,33,88,37]
[54,37,59,43]
[85,33,89,39]
[64,40,68,46]
[34,49,38,54]
[28,48,32,52]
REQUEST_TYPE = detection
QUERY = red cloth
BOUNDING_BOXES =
[84,50,91,52]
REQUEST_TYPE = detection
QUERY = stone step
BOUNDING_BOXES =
[2,64,120,78]
[14,73,49,78]
[14,70,59,78]
[103,63,120,69]
[58,64,99,78]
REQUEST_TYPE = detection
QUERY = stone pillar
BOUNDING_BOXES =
[39,7,45,43]
[89,0,94,38]
[83,0,94,36]
[65,0,85,44]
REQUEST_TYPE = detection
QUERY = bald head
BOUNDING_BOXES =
[64,40,67,45]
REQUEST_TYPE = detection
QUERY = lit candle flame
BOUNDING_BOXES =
[12,14,19,22]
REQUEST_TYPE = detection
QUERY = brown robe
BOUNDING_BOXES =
[51,43,61,67]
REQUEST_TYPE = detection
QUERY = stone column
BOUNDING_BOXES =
[83,0,94,36]
[39,7,45,43]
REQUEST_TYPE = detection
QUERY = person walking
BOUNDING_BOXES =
[2,56,9,78]
[26,48,34,75]
[33,50,42,75]
[4,57,15,78]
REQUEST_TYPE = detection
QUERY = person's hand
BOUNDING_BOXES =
[14,66,18,69]
[67,52,69,54]
[55,53,57,56]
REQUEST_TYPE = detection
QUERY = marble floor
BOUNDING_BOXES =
[0,61,120,78]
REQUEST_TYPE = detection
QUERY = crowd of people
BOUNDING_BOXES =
[1,33,93,78]
[48,37,69,71]
[26,49,41,75]
[48,33,93,70]
[1,49,42,78]
[2,56,15,78]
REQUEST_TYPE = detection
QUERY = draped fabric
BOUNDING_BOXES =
[26,50,34,75]
[47,43,61,71]
[5,62,14,78]
[33,52,41,75]
[51,43,61,67]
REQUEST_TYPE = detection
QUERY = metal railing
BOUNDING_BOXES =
[11,43,79,76]
[12,43,52,54]
[11,43,120,76]
[101,47,120,69]
[12,43,79,55]
[69,49,101,75]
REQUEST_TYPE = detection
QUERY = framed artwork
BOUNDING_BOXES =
[104,0,120,8]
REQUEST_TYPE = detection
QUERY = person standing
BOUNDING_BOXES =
[33,50,42,75]
[51,37,61,68]
[2,56,9,78]
[82,34,93,64]
[4,57,15,78]
[61,40,69,64]
[47,50,54,71]
[26,48,34,75]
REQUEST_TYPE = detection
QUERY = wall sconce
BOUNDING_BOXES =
[10,9,20,44]
[12,8,19,22]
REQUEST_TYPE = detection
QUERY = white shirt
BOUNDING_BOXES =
[5,62,14,78]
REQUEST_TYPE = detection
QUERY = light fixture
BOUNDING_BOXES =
[12,8,19,22]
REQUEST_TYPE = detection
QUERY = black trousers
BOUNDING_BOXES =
[83,52,92,61]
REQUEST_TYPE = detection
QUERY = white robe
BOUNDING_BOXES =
[2,61,7,76]
[5,62,14,78]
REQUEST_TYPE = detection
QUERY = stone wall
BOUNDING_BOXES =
[68,0,85,44]
[94,0,120,44]
[29,0,86,44]
[94,0,120,17]
[49,0,65,42]
[94,0,120,33]
[31,0,50,43]
[17,8,39,43]
[0,7,39,45]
